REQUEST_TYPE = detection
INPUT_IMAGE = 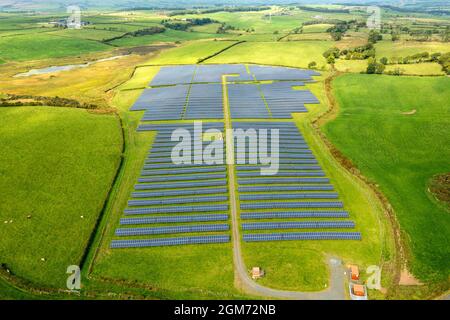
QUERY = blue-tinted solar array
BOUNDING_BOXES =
[112,235,230,248]
[249,65,320,82]
[193,64,253,83]
[233,121,361,242]
[243,233,361,242]
[185,84,223,119]
[260,82,320,118]
[242,221,355,230]
[112,123,231,249]
[228,84,269,119]
[116,224,229,236]
[120,214,229,225]
[131,85,189,121]
[118,66,363,247]
[149,65,196,86]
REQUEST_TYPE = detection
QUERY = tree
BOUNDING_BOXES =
[367,58,385,74]
[367,58,377,74]
[327,55,335,65]
[368,30,382,43]
[380,57,388,65]
[308,61,317,69]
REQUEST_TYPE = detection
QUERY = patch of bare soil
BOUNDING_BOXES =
[399,268,423,286]
[429,173,450,205]
[402,109,417,115]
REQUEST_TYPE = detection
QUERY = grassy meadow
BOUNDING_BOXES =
[0,107,122,288]
[324,75,450,283]
[207,41,333,69]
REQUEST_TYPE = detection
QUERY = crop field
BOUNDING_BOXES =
[0,107,122,287]
[324,75,450,283]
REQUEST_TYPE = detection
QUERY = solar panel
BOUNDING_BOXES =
[115,224,230,236]
[124,204,229,215]
[240,211,350,220]
[241,202,343,209]
[243,232,361,242]
[135,180,227,190]
[120,214,229,225]
[128,195,228,207]
[111,235,231,248]
[240,193,339,201]
[242,221,355,230]
[132,187,228,198]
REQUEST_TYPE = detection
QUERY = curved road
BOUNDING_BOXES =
[222,76,347,300]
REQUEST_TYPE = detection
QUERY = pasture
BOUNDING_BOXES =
[0,107,122,287]
[375,41,450,60]
[324,75,450,283]
[0,33,110,62]
[207,41,333,69]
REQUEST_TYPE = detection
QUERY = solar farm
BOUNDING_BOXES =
[111,64,361,250]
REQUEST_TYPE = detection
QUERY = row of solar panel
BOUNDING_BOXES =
[149,65,319,87]
[241,202,343,209]
[128,195,228,207]
[115,224,229,236]
[242,221,355,230]
[241,211,350,220]
[111,235,231,248]
[240,193,339,201]
[135,180,227,190]
[120,214,229,225]
[125,204,229,215]
[138,174,227,182]
[243,232,361,242]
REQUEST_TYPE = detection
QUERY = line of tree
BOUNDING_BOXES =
[104,26,166,42]
[168,6,270,16]
[162,18,218,31]
[0,94,98,109]
[297,6,350,14]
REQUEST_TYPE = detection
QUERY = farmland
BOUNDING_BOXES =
[324,75,450,284]
[0,1,449,301]
[0,107,122,287]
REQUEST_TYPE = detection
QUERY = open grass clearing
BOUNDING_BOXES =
[0,107,122,288]
[324,74,450,283]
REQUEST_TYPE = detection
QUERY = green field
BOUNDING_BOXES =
[0,33,110,61]
[208,41,333,69]
[324,75,450,283]
[149,40,239,65]
[0,107,122,288]
[375,41,450,60]
[109,29,228,47]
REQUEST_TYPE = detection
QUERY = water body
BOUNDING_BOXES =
[14,55,127,78]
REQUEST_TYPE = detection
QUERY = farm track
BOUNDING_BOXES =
[222,75,346,300]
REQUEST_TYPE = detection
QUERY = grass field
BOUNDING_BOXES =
[108,29,228,47]
[324,74,450,283]
[0,33,111,61]
[0,107,122,288]
[149,40,239,65]
[208,41,333,69]
[384,63,445,76]
[375,41,450,60]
